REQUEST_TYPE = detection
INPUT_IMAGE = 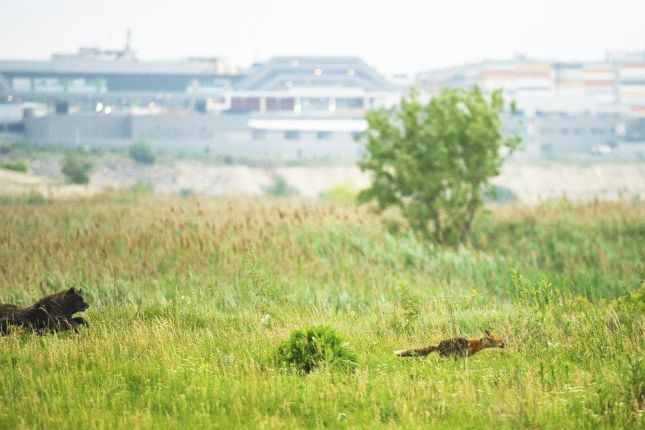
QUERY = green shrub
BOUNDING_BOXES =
[264,175,297,197]
[275,326,358,373]
[388,283,422,334]
[611,283,645,315]
[320,183,358,204]
[0,161,28,173]
[483,184,518,203]
[129,141,156,165]
[179,188,195,198]
[25,194,47,205]
[61,154,92,184]
[129,180,154,196]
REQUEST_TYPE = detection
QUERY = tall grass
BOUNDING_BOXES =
[0,195,643,428]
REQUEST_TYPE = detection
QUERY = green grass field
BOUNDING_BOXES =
[0,195,643,429]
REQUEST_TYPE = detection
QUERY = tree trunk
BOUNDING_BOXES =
[460,194,480,243]
[432,212,444,244]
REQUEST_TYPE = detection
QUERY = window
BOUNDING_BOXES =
[7,123,25,133]
[230,97,260,112]
[35,78,63,93]
[316,131,332,140]
[285,130,300,140]
[11,78,31,91]
[301,97,329,112]
[252,130,266,140]
[266,97,295,112]
[336,98,363,109]
[540,143,554,154]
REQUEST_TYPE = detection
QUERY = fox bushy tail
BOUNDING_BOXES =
[394,345,438,357]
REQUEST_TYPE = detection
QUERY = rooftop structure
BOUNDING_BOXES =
[229,56,397,115]
[0,51,396,124]
[235,56,395,92]
[0,32,238,112]
[416,51,645,117]
[0,47,400,160]
[1,45,643,159]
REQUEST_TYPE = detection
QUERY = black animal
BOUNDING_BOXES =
[0,288,89,335]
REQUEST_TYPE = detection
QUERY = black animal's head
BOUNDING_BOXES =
[62,288,90,314]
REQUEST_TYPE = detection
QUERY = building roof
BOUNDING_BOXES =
[234,56,395,92]
[0,59,232,76]
[0,55,396,97]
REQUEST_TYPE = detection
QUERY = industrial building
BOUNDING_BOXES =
[0,44,397,159]
[1,42,644,159]
[416,52,645,157]
[416,51,645,116]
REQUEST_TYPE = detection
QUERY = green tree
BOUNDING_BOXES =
[1,161,28,173]
[129,140,156,165]
[358,86,521,245]
[61,154,92,184]
[264,175,297,197]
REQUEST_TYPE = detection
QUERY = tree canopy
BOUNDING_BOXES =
[358,86,521,245]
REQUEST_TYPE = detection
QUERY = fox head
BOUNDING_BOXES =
[481,330,506,349]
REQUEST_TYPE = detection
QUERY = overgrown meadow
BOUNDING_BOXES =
[0,195,643,429]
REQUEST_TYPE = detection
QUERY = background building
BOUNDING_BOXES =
[1,44,644,159]
[0,46,397,159]
[416,52,645,158]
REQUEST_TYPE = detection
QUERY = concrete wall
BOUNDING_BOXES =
[21,113,363,159]
[25,114,131,145]
[535,114,620,155]
[132,115,219,140]
[18,111,636,160]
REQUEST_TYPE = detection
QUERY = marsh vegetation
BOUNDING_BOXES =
[0,196,643,428]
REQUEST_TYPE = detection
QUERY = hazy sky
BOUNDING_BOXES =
[1,0,644,75]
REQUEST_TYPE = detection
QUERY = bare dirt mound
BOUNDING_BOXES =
[0,168,100,199]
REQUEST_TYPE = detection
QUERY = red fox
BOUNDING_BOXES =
[395,330,506,358]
